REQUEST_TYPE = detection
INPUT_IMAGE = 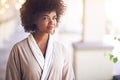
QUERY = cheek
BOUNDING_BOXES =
[54,21,57,27]
[55,22,58,27]
[41,22,48,26]
[37,22,47,27]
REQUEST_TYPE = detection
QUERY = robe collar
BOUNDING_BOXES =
[28,34,54,80]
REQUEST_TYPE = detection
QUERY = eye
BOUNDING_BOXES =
[41,16,49,21]
[53,16,57,20]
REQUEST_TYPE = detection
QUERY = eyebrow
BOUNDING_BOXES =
[41,14,57,17]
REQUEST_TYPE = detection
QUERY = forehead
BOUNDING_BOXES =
[40,11,57,16]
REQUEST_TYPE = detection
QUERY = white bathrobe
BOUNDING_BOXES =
[6,34,75,80]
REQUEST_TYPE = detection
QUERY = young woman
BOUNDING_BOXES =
[6,0,75,80]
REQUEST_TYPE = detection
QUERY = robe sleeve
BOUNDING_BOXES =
[62,46,75,80]
[6,45,22,80]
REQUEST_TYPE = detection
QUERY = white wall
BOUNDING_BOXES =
[73,48,113,80]
[71,1,114,79]
[84,0,106,42]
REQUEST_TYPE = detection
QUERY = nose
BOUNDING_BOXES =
[49,19,55,24]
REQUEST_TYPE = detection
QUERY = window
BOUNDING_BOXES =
[59,0,83,34]
[104,0,120,45]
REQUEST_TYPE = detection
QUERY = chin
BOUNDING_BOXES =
[47,31,54,34]
[48,29,54,33]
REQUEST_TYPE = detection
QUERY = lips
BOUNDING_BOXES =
[47,26,54,30]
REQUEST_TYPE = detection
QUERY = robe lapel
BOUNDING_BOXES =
[28,34,54,80]
[28,34,44,69]
[41,35,54,80]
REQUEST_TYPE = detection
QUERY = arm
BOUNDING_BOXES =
[62,46,75,80]
[62,58,75,80]
[6,45,21,80]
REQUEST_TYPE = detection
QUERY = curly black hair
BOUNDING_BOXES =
[20,0,65,32]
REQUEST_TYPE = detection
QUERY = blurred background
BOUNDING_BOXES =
[0,0,120,80]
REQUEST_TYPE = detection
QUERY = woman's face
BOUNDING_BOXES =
[35,11,57,34]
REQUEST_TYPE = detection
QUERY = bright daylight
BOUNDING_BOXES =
[1,0,120,80]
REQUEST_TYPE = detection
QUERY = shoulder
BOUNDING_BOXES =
[12,38,28,49]
[10,38,28,55]
[53,39,66,49]
[53,39,68,56]
[8,38,29,60]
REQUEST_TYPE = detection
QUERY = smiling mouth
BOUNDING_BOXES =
[47,26,54,30]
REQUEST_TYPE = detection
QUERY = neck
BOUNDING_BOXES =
[33,32,49,45]
[33,32,49,56]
